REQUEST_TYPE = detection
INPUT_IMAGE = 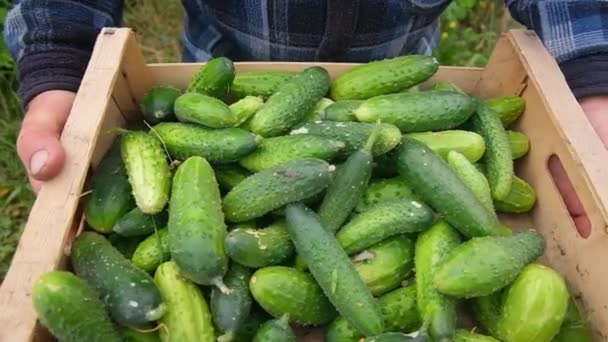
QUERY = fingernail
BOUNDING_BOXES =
[29,149,48,176]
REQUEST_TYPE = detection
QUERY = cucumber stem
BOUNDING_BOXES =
[277,314,291,328]
[363,122,382,153]
[217,331,235,342]
[212,277,233,295]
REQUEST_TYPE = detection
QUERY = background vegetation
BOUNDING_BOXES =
[0,0,507,281]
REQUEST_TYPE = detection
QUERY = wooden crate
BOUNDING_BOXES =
[1,28,607,341]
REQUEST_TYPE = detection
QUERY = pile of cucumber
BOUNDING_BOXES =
[32,56,592,342]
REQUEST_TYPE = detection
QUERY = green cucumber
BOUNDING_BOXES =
[33,271,122,342]
[336,200,435,255]
[71,232,165,327]
[85,141,134,234]
[553,298,593,342]
[471,292,502,337]
[169,156,228,288]
[434,230,545,298]
[353,236,414,296]
[405,130,486,163]
[113,207,168,237]
[415,221,461,341]
[305,97,334,121]
[354,91,476,132]
[364,333,419,342]
[495,175,537,213]
[141,85,181,124]
[232,306,269,342]
[249,266,336,325]
[447,150,495,212]
[226,220,294,268]
[330,55,438,100]
[152,122,259,163]
[223,158,332,222]
[430,81,465,94]
[250,67,331,137]
[354,177,417,213]
[472,101,514,200]
[252,315,296,342]
[109,233,146,259]
[486,95,525,127]
[323,100,362,121]
[230,96,264,126]
[154,261,215,342]
[396,137,504,238]
[291,120,402,156]
[507,130,529,159]
[131,228,170,272]
[496,264,569,342]
[121,131,171,215]
[211,264,253,341]
[174,93,237,128]
[285,203,384,336]
[239,135,344,172]
[120,327,160,342]
[231,71,294,99]
[215,164,251,191]
[454,329,499,341]
[187,56,235,98]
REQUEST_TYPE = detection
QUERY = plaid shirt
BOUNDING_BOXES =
[4,0,608,105]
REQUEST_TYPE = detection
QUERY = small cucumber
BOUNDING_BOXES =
[396,137,504,238]
[239,135,344,172]
[336,200,435,255]
[434,230,545,298]
[215,164,251,192]
[454,329,499,341]
[305,97,334,121]
[249,266,336,325]
[486,95,525,127]
[211,264,253,341]
[152,122,259,163]
[472,101,514,200]
[131,228,170,272]
[430,81,465,94]
[496,264,569,342]
[121,131,171,214]
[354,177,417,213]
[154,261,215,342]
[250,67,331,137]
[553,298,593,342]
[231,71,294,99]
[330,55,438,100]
[174,92,237,128]
[223,158,332,222]
[230,95,264,126]
[353,236,414,296]
[226,220,294,268]
[447,150,495,213]
[169,156,228,288]
[252,315,296,342]
[415,221,461,341]
[113,207,168,237]
[323,100,362,121]
[471,292,502,337]
[120,327,160,342]
[292,120,402,156]
[85,141,134,234]
[405,130,486,163]
[71,232,165,327]
[507,130,529,159]
[494,175,537,213]
[33,271,122,342]
[109,233,146,259]
[187,56,235,98]
[141,85,181,124]
[354,91,476,132]
[364,332,419,342]
[285,204,384,336]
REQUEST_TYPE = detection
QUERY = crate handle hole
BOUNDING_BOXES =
[547,154,591,238]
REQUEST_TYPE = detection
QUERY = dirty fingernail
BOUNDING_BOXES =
[29,149,48,175]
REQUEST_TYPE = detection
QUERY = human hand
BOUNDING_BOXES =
[17,90,76,193]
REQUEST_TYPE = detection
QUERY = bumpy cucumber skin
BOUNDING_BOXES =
[33,271,122,342]
[415,221,461,341]
[454,329,500,342]
[187,56,235,98]
[364,332,417,342]
[120,327,160,342]
[323,100,362,121]
[355,177,417,213]
[330,55,439,100]
[226,220,294,268]
[239,135,344,172]
[354,91,476,132]
[292,121,402,156]
[211,264,253,338]
[497,264,569,342]
[249,266,336,325]
[553,298,593,342]
[152,122,259,164]
[113,207,168,237]
[447,150,495,213]
[494,175,537,213]
[430,81,465,94]
[486,95,525,127]
[141,85,181,124]
[250,67,331,137]
[405,130,486,163]
[215,164,251,191]
[231,71,294,99]
[396,137,504,238]
[168,156,228,285]
[472,101,514,200]
[471,292,502,337]
[353,236,414,296]
[223,158,332,223]
[121,131,171,215]
[174,92,237,128]
[252,315,296,342]
[507,130,529,159]
[154,261,215,342]
[71,232,165,328]
[305,97,334,121]
[85,141,134,234]
[230,95,265,126]
[285,204,384,336]
[337,200,435,255]
[131,228,170,272]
